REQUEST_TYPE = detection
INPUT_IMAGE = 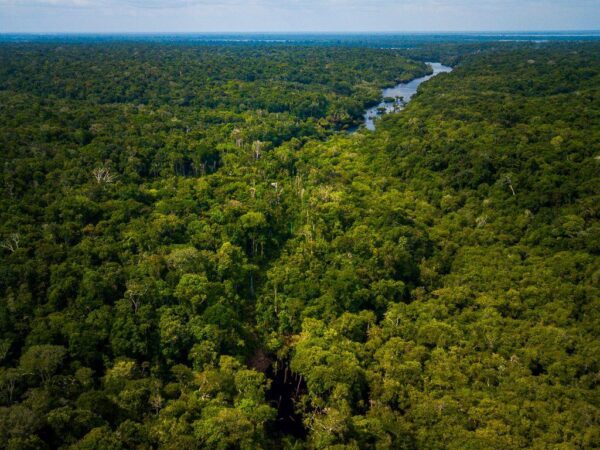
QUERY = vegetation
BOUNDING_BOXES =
[0,41,598,449]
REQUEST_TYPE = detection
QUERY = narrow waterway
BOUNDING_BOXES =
[363,62,452,130]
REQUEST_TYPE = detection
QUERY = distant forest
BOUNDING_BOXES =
[0,39,599,449]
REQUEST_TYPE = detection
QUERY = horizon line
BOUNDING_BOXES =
[2,30,600,35]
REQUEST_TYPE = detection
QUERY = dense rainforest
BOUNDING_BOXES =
[0,40,599,449]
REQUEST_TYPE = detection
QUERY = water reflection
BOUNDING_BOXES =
[364,62,452,130]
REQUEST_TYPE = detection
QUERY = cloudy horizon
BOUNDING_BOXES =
[1,0,599,33]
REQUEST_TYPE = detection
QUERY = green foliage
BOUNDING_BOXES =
[19,345,66,384]
[0,40,598,448]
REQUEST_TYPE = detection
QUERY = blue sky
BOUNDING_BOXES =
[1,0,599,33]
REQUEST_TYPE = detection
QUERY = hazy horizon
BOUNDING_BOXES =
[2,0,599,34]
[3,30,600,35]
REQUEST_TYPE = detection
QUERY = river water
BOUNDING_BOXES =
[363,62,452,130]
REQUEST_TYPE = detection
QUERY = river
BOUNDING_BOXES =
[363,62,453,130]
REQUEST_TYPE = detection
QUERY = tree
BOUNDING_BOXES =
[175,274,211,313]
[19,345,67,384]
[0,233,20,253]
[71,426,124,450]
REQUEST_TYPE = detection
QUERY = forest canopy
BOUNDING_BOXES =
[0,40,599,449]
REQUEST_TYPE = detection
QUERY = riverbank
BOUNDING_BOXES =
[363,62,452,130]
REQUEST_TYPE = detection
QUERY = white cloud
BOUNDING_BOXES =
[1,0,598,31]
[1,0,595,9]
[0,0,95,5]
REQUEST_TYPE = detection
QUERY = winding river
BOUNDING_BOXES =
[363,62,452,130]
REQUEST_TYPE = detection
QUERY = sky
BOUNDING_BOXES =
[1,0,599,33]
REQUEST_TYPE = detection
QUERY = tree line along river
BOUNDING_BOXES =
[363,62,453,130]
